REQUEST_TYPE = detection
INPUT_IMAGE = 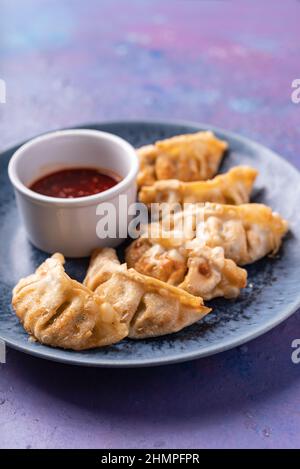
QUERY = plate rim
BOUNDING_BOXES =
[1,118,300,367]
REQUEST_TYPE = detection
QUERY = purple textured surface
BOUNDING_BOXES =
[0,0,300,449]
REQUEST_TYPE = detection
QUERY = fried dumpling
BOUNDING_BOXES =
[12,251,210,349]
[128,203,288,266]
[126,240,247,300]
[84,248,210,339]
[137,131,228,187]
[179,244,247,300]
[139,166,258,206]
[12,253,128,350]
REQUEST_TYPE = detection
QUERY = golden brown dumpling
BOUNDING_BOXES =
[137,131,228,187]
[84,248,210,339]
[133,203,288,265]
[139,166,258,206]
[178,244,247,300]
[12,251,210,349]
[126,240,247,300]
[12,254,128,350]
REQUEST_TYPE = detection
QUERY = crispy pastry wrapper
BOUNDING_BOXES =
[129,203,288,265]
[126,202,288,299]
[84,248,210,339]
[12,250,210,349]
[12,254,128,350]
[139,166,258,206]
[137,131,228,187]
[126,239,247,301]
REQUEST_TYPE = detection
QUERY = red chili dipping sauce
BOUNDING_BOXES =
[30,167,120,198]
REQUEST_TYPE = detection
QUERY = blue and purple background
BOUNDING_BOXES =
[0,0,300,449]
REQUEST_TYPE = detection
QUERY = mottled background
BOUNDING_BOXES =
[0,0,300,449]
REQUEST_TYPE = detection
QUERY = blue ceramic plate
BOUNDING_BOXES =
[1,121,300,367]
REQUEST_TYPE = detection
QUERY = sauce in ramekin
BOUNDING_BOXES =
[30,167,120,198]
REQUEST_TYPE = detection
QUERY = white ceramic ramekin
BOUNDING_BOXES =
[8,129,139,257]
